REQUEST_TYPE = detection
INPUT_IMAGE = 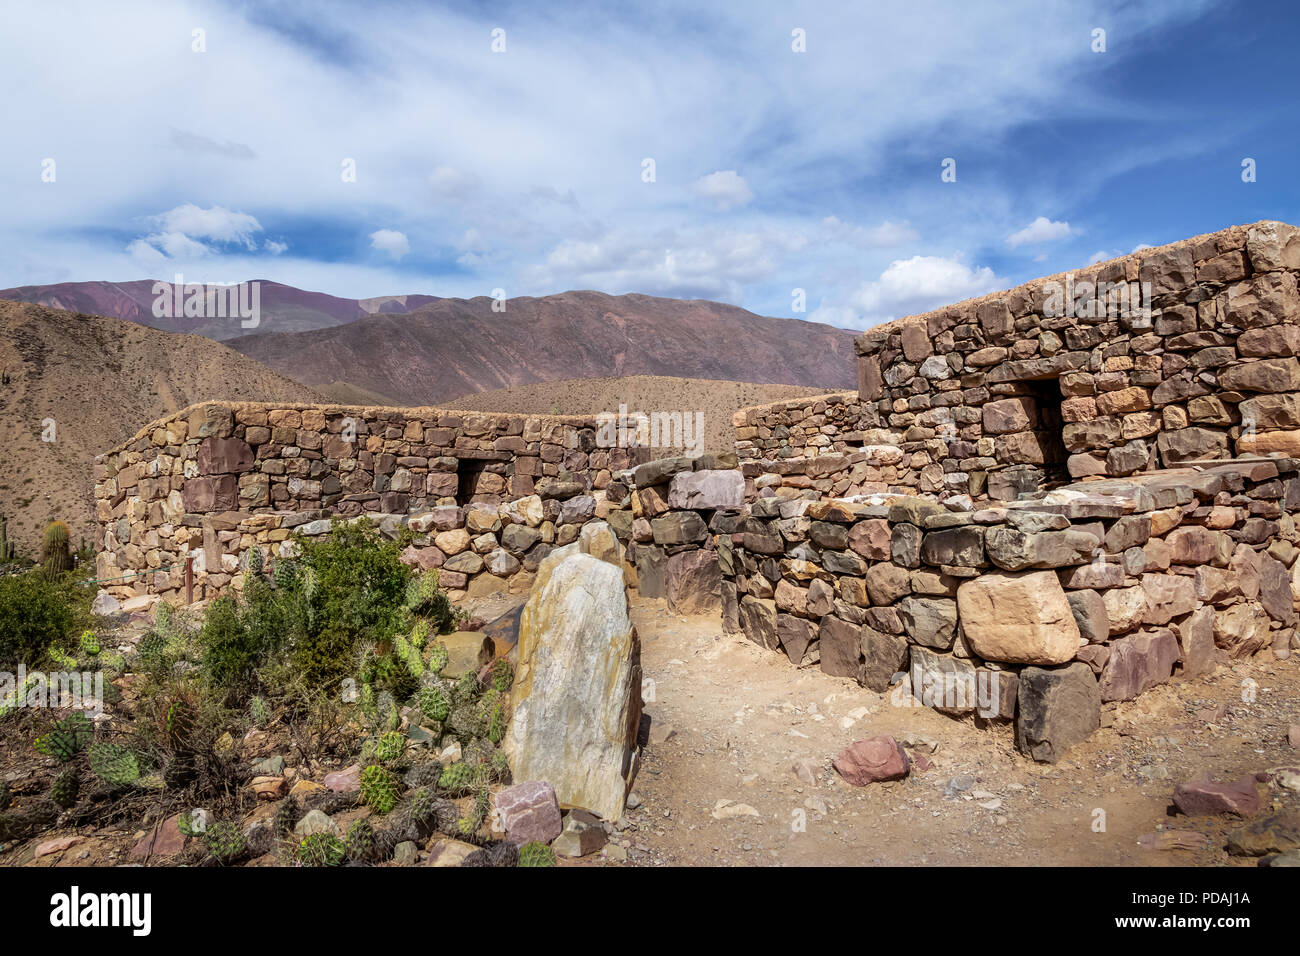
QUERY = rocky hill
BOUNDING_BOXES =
[0,300,322,554]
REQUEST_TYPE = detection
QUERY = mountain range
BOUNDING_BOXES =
[0,281,859,405]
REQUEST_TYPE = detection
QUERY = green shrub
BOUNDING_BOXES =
[198,595,261,694]
[0,569,77,666]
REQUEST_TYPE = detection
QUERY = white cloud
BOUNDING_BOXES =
[851,255,1003,324]
[370,229,410,261]
[1006,216,1073,248]
[0,1,1219,306]
[530,224,805,301]
[150,204,263,248]
[691,170,753,211]
[264,239,288,255]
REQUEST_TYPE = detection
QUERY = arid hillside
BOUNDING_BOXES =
[0,279,439,340]
[448,375,835,455]
[0,300,322,554]
[228,291,859,404]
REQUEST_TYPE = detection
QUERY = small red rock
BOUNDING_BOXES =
[833,735,910,786]
[323,764,361,793]
[34,835,84,859]
[494,780,563,844]
[1172,775,1261,816]
[129,814,187,860]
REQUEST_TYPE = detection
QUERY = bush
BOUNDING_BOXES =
[0,569,78,666]
[196,517,456,705]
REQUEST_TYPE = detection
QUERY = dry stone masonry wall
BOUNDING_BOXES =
[93,401,638,601]
[91,220,1300,763]
[855,220,1300,499]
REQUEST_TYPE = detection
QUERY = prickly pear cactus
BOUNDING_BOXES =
[34,713,93,762]
[88,743,141,786]
[273,557,299,591]
[178,808,210,838]
[426,641,449,676]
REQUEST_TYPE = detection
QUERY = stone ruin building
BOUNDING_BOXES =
[94,219,1300,762]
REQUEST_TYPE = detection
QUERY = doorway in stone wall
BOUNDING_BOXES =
[1024,376,1070,484]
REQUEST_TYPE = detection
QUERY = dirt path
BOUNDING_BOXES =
[615,597,1300,867]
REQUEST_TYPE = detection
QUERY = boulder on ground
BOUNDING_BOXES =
[494,780,563,845]
[832,735,910,785]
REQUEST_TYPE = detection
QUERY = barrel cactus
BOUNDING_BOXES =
[490,658,514,693]
[375,731,405,764]
[79,630,100,656]
[203,821,246,863]
[50,768,80,809]
[41,521,73,576]
[360,765,399,814]
[297,832,346,867]
[437,761,479,795]
[518,841,557,867]
[249,695,270,728]
[344,819,375,862]
[418,685,450,724]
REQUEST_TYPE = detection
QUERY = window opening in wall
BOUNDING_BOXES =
[455,458,489,507]
[1024,376,1070,486]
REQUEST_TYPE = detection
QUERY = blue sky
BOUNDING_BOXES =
[1,0,1296,330]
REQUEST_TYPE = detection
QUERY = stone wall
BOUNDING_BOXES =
[92,400,636,601]
[854,220,1300,500]
[723,458,1300,760]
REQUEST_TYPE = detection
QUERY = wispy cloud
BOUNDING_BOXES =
[0,0,1267,326]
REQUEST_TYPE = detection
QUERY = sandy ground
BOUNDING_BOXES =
[608,597,1300,867]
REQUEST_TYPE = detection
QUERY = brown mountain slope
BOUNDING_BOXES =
[448,375,836,455]
[0,301,322,554]
[0,279,427,340]
[227,291,858,405]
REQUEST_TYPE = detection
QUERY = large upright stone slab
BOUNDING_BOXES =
[1015,663,1101,763]
[504,552,642,821]
[956,569,1080,664]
